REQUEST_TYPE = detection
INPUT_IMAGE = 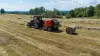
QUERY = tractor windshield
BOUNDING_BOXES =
[34,16,42,20]
[37,17,42,20]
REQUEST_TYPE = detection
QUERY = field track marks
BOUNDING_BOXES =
[0,31,52,56]
[7,44,30,56]
[0,27,69,56]
[0,18,100,56]
[0,25,99,56]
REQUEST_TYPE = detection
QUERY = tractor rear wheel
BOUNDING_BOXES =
[34,23,39,29]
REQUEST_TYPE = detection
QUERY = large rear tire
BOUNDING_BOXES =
[34,23,39,29]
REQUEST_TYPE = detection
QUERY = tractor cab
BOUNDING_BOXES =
[33,15,42,21]
[27,15,44,28]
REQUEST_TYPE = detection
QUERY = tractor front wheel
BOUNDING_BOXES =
[27,22,32,28]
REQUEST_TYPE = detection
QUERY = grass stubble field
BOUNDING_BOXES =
[0,14,100,56]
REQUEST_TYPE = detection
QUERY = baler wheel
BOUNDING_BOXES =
[47,27,52,32]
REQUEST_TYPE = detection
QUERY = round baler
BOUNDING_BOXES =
[43,19,60,31]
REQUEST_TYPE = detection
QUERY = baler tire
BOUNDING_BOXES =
[47,27,52,32]
[55,28,59,31]
[42,27,46,31]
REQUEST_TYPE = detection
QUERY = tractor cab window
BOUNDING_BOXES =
[33,16,42,20]
[37,17,42,20]
[33,17,37,20]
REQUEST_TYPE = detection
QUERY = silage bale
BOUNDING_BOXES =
[66,26,76,35]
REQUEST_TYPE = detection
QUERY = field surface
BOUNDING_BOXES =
[0,14,100,56]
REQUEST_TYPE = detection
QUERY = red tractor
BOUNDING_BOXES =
[27,15,60,31]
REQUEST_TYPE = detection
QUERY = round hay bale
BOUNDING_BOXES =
[66,26,76,35]
[20,23,25,25]
[18,17,21,19]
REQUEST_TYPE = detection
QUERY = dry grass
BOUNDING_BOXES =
[0,14,100,56]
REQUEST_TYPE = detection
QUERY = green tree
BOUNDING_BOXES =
[39,7,45,14]
[29,7,62,18]
[66,5,98,18]
[87,6,94,17]
[0,8,5,14]
[69,10,75,17]
[29,9,34,15]
[29,7,45,15]
[95,4,100,17]
[74,8,86,17]
[53,8,61,15]
[66,14,71,19]
[42,9,62,18]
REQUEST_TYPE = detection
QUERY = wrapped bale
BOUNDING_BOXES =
[66,26,76,35]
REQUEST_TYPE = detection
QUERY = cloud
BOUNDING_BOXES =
[0,2,32,11]
[46,0,100,10]
[90,0,97,4]
[0,0,100,11]
[19,0,24,3]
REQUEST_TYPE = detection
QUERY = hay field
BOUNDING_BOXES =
[0,14,100,56]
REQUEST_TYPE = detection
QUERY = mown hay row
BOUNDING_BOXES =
[76,26,100,31]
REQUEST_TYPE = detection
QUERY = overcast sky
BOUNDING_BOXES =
[0,0,100,11]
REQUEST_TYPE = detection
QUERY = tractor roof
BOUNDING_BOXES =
[33,15,42,17]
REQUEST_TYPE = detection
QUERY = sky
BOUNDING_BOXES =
[0,0,100,11]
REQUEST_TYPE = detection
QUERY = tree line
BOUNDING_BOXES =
[66,4,100,18]
[1,4,100,19]
[6,11,29,14]
[29,7,65,18]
